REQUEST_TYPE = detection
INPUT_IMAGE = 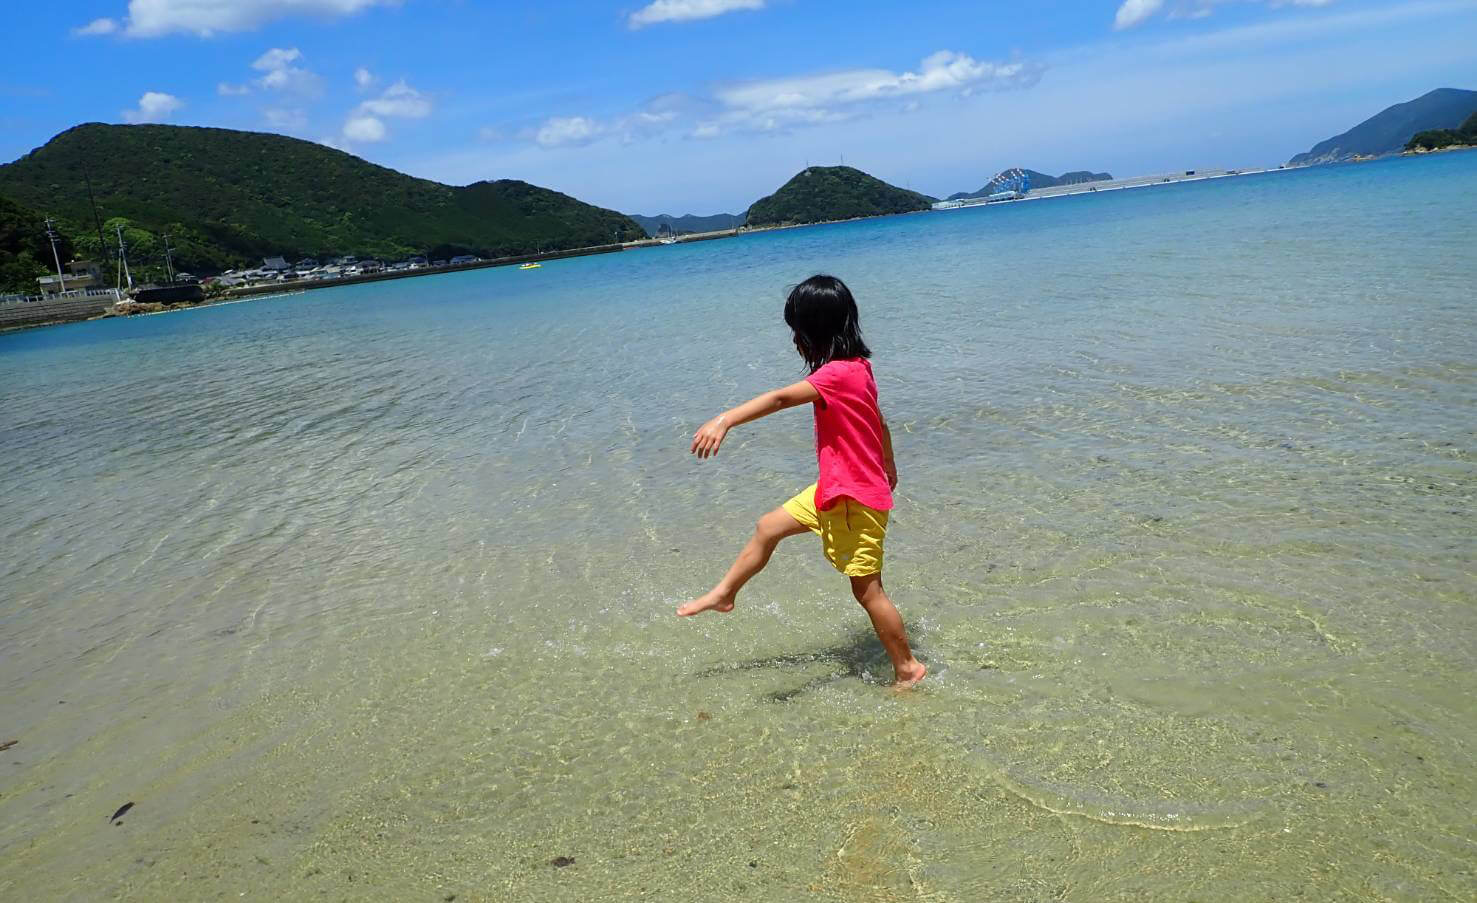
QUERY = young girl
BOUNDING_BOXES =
[677,275,926,689]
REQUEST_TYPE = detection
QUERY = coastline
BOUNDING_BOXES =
[0,155,1434,335]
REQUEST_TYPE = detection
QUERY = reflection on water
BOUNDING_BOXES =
[1,155,1474,901]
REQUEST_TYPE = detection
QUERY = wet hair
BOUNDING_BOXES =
[783,274,871,373]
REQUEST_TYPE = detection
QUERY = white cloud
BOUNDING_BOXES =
[252,47,302,71]
[1115,0,1165,28]
[354,66,375,89]
[696,50,1043,137]
[73,17,119,36]
[508,48,1044,149]
[534,116,601,148]
[218,82,250,96]
[628,0,764,28]
[340,79,431,143]
[356,79,430,118]
[120,0,396,38]
[251,46,322,96]
[122,91,183,123]
[1116,0,1338,29]
[342,115,386,142]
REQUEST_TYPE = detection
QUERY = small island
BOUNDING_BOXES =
[745,166,933,228]
[1404,111,1477,153]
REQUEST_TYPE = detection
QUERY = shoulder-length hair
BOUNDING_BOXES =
[783,274,871,373]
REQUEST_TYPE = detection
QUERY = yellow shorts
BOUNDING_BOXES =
[782,483,889,577]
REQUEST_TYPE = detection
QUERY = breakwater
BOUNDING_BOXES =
[0,291,120,332]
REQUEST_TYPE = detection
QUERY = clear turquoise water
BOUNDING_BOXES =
[2,153,1474,901]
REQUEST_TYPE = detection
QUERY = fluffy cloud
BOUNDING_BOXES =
[218,82,250,96]
[1115,0,1337,29]
[73,17,119,36]
[534,116,602,148]
[252,46,322,95]
[356,80,430,118]
[1115,0,1166,28]
[119,0,396,38]
[342,115,387,142]
[697,50,1044,136]
[341,79,431,143]
[122,91,183,123]
[354,67,375,89]
[628,0,764,29]
[513,49,1043,149]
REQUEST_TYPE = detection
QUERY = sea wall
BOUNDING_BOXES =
[0,295,118,331]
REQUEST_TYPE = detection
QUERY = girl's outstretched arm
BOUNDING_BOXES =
[691,380,820,459]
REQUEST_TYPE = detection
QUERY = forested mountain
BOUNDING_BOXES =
[745,166,933,227]
[1289,88,1477,165]
[0,194,71,294]
[0,123,646,276]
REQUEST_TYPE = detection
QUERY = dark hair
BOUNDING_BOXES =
[783,274,871,373]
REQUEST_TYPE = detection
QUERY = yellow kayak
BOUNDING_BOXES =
[519,263,542,270]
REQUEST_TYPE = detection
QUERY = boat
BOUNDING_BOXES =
[519,263,542,270]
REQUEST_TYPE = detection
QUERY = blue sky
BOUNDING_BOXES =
[1,1,1473,214]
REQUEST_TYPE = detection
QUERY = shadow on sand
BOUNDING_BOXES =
[694,628,887,702]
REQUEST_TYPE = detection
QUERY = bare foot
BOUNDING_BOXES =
[892,660,927,690]
[676,588,735,617]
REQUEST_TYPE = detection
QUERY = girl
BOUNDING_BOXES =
[678,275,926,689]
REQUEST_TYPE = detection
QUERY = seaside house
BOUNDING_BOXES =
[36,260,105,296]
[262,256,290,273]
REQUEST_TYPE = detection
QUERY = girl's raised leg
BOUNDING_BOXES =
[677,508,809,616]
[849,574,927,688]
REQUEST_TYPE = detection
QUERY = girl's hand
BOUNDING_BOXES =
[691,416,729,459]
[884,459,899,490]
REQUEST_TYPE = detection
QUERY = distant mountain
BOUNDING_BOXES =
[1289,88,1477,165]
[745,166,933,227]
[0,123,647,276]
[947,168,1112,201]
[629,212,743,237]
[0,193,72,294]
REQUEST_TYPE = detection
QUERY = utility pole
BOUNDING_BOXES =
[162,232,176,283]
[44,217,66,292]
[115,223,133,291]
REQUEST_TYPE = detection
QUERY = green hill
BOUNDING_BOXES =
[0,194,73,294]
[745,166,933,227]
[0,123,646,276]
[1289,88,1477,165]
[1405,110,1477,151]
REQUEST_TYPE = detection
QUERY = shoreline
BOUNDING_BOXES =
[0,154,1441,335]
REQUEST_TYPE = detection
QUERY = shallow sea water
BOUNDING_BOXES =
[1,153,1474,901]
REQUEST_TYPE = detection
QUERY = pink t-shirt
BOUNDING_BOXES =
[805,358,893,512]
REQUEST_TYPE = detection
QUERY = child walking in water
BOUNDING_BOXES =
[678,275,926,689]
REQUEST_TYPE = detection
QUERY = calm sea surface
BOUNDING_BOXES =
[2,154,1474,901]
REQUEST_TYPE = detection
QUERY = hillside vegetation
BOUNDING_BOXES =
[1405,110,1477,151]
[745,166,932,227]
[0,194,72,294]
[1289,88,1477,164]
[0,123,646,276]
